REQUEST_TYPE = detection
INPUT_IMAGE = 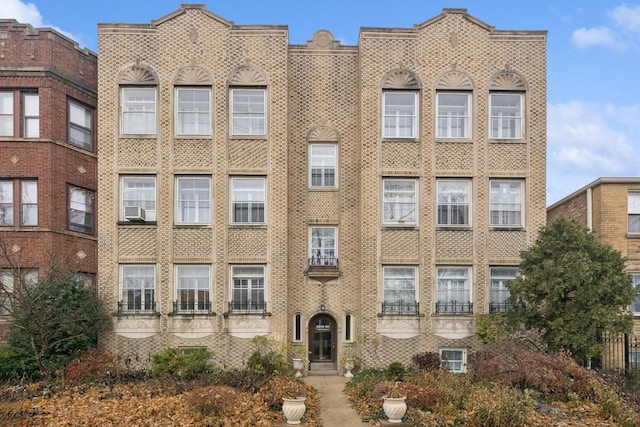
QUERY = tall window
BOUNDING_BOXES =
[436,266,471,314]
[0,180,13,226]
[628,273,640,314]
[120,265,155,314]
[176,88,211,135]
[0,92,13,136]
[121,176,156,222]
[175,265,210,313]
[0,269,37,316]
[231,88,265,135]
[490,180,524,227]
[310,144,336,188]
[121,87,156,134]
[310,226,337,266]
[68,186,95,234]
[230,265,265,313]
[437,180,470,226]
[383,179,416,226]
[382,266,418,314]
[490,93,523,139]
[21,180,38,226]
[23,93,39,138]
[628,192,640,234]
[383,92,417,138]
[489,267,519,313]
[440,349,466,373]
[176,177,211,224]
[437,92,470,138]
[69,101,94,150]
[231,178,265,224]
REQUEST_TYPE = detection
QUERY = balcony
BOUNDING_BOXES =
[228,301,267,315]
[489,301,510,314]
[117,300,156,315]
[173,300,213,315]
[435,301,473,315]
[306,256,340,282]
[381,300,420,316]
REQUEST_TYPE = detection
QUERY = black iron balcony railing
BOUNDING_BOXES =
[308,256,339,268]
[489,301,511,313]
[228,301,267,314]
[173,300,212,314]
[381,300,420,315]
[117,300,156,314]
[435,301,473,315]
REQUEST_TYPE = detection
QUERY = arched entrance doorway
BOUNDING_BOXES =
[308,313,337,371]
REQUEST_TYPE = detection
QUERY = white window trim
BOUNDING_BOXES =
[436,179,471,227]
[230,88,266,136]
[69,100,94,150]
[230,177,266,224]
[436,266,472,314]
[174,264,211,313]
[309,226,338,266]
[382,178,418,226]
[628,192,640,235]
[175,87,212,136]
[382,91,417,139]
[489,179,524,228]
[489,92,524,140]
[309,144,338,188]
[293,312,303,342]
[23,93,39,138]
[440,348,467,373]
[628,272,640,315]
[382,265,418,314]
[119,264,156,314]
[436,92,471,139]
[120,176,157,222]
[175,176,211,225]
[230,265,266,313]
[120,87,157,135]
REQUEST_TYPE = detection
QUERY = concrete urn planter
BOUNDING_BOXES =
[282,396,306,424]
[292,358,304,378]
[382,396,407,423]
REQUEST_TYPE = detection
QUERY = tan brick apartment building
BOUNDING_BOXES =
[0,21,98,341]
[97,4,547,371]
[548,178,640,370]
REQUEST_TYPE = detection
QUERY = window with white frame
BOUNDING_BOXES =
[293,313,302,342]
[120,264,155,313]
[490,93,523,139]
[231,177,265,224]
[68,185,95,234]
[0,269,37,316]
[1,180,38,226]
[490,180,523,227]
[121,87,156,134]
[345,313,354,342]
[23,93,39,138]
[489,266,519,313]
[440,349,466,372]
[175,265,211,313]
[629,346,640,371]
[437,179,470,226]
[437,92,470,138]
[230,265,265,313]
[436,266,471,314]
[231,88,265,136]
[176,87,211,135]
[628,273,640,314]
[310,144,336,188]
[69,101,94,150]
[383,92,417,139]
[383,179,417,225]
[382,266,418,315]
[121,176,156,222]
[310,226,337,267]
[0,92,14,136]
[628,192,640,234]
[176,176,211,224]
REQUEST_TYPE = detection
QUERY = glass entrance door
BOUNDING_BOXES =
[309,314,336,366]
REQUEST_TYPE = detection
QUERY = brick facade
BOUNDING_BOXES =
[97,5,546,370]
[0,20,98,341]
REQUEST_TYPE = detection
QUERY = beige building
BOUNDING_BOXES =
[548,178,640,371]
[97,4,547,371]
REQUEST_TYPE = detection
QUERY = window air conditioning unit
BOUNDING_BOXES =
[124,206,146,221]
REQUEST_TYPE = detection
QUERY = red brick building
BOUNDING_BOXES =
[0,20,98,341]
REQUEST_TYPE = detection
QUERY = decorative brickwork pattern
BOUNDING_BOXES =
[97,6,546,371]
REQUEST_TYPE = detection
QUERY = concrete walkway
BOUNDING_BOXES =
[303,374,370,426]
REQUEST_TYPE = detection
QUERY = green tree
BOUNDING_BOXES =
[506,217,637,363]
[3,267,111,377]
